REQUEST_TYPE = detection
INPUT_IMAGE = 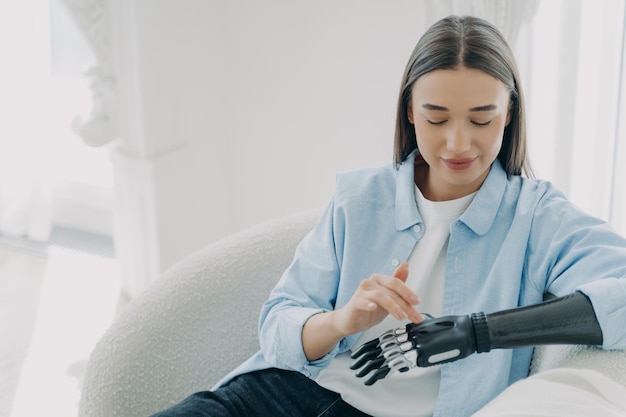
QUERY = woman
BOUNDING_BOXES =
[152,15,626,417]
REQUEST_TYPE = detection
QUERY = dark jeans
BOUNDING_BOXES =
[150,368,372,417]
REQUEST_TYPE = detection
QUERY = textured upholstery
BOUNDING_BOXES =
[79,207,626,417]
[531,344,626,386]
[79,209,322,417]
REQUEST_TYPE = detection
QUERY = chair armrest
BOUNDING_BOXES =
[531,344,626,387]
[79,209,321,417]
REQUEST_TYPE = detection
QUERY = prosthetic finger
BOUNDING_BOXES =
[350,292,603,385]
[354,356,385,378]
[364,365,391,385]
[350,345,381,371]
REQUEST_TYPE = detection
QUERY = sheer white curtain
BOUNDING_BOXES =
[0,1,55,241]
[525,0,626,235]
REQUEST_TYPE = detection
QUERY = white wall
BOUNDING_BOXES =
[116,1,626,295]
[116,0,433,277]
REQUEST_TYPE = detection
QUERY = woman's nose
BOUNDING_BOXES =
[446,125,471,154]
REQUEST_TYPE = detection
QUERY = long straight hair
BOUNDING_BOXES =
[394,15,532,177]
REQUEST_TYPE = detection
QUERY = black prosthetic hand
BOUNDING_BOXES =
[350,292,603,385]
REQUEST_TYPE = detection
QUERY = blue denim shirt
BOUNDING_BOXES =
[218,151,626,417]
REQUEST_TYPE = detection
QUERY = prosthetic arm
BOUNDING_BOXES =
[349,292,603,385]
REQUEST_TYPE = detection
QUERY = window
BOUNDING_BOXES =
[0,0,114,241]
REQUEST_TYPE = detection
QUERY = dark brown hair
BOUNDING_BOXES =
[394,15,532,177]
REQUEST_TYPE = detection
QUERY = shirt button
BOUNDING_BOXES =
[413,225,422,233]
[391,258,400,267]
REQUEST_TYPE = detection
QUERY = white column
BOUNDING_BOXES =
[107,0,165,299]
[109,147,160,299]
[64,0,182,298]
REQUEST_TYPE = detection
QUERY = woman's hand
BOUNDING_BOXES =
[331,262,423,336]
[302,263,423,361]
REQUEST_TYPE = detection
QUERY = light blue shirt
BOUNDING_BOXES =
[218,151,626,417]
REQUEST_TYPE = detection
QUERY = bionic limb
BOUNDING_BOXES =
[349,292,603,385]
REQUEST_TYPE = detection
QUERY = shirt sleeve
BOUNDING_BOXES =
[257,194,349,378]
[528,186,626,350]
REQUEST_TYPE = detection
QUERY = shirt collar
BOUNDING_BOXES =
[395,150,422,231]
[459,159,507,236]
[394,150,508,235]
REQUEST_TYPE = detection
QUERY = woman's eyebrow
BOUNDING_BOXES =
[421,103,498,112]
[469,104,498,112]
[422,103,448,111]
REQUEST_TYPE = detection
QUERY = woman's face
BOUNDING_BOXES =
[409,66,511,201]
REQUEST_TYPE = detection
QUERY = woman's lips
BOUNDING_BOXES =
[442,157,476,170]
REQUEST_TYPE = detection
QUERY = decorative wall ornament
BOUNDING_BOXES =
[61,0,120,147]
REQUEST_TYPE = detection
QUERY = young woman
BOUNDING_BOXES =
[152,15,626,417]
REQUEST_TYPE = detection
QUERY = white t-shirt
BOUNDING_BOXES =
[315,187,475,417]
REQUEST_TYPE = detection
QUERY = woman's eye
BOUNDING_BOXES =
[472,120,492,126]
[427,119,447,126]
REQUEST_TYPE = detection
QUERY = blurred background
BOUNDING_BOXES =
[1,0,625,416]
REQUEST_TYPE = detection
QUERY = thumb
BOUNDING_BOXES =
[392,262,409,282]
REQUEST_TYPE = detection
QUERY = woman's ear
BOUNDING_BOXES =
[408,103,414,124]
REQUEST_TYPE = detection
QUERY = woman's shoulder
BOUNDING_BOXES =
[510,175,597,223]
[513,175,569,205]
[333,161,398,201]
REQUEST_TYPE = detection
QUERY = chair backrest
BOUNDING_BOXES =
[79,209,322,417]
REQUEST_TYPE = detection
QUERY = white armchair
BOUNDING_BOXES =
[78,209,626,417]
